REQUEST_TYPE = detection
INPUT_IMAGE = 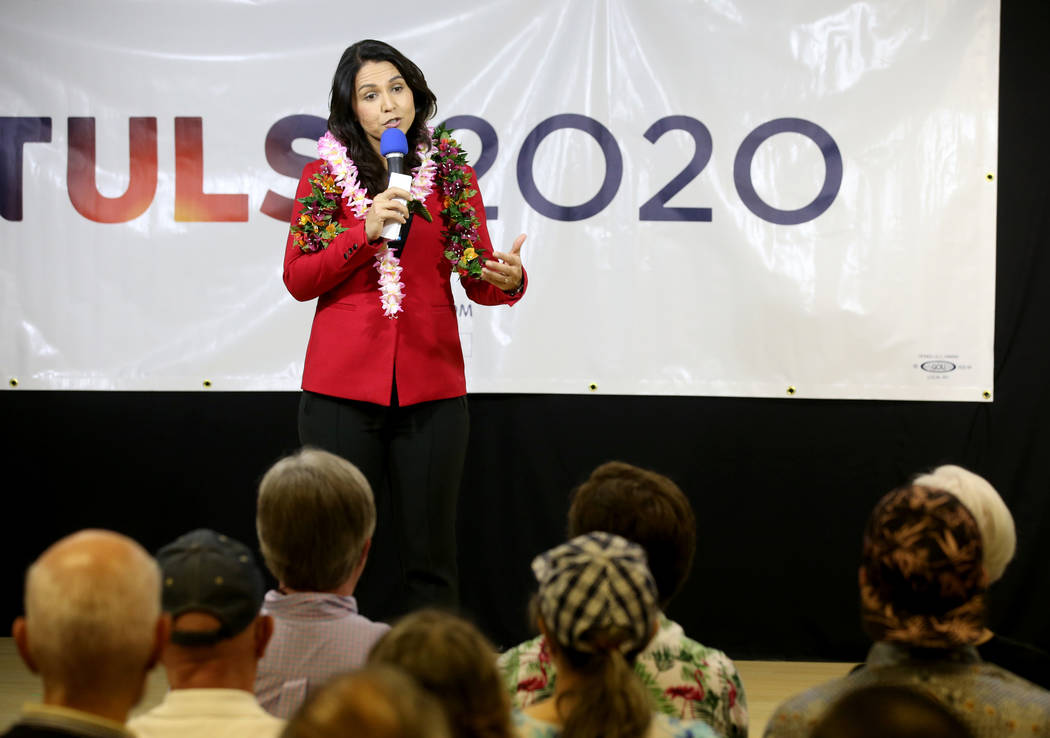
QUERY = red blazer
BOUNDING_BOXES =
[284,159,526,407]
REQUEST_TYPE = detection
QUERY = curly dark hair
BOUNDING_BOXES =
[327,39,438,197]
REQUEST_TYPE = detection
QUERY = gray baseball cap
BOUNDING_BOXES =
[157,529,265,646]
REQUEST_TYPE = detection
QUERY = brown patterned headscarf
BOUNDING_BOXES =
[860,485,991,648]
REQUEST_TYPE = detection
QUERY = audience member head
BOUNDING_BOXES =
[860,484,990,648]
[368,609,513,738]
[257,447,376,592]
[281,665,451,738]
[913,464,1016,583]
[531,532,659,738]
[812,684,973,738]
[12,529,167,720]
[567,461,696,609]
[155,529,273,690]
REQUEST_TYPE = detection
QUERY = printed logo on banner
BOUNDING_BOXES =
[920,360,956,373]
[914,355,974,380]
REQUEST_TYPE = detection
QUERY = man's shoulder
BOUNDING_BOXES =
[266,592,390,633]
[496,634,546,694]
[263,601,389,667]
[868,660,1050,733]
[763,679,846,737]
[5,705,131,738]
[968,660,1050,714]
[652,619,713,650]
[127,689,285,738]
[644,618,740,673]
[636,619,749,738]
[499,635,554,709]
[326,607,390,634]
[322,609,390,642]
[498,634,544,666]
[2,725,91,738]
[765,661,1050,738]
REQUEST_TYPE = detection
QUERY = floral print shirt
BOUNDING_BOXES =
[498,614,748,738]
[512,709,720,738]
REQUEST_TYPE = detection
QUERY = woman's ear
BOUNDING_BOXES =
[536,613,549,640]
[536,615,563,660]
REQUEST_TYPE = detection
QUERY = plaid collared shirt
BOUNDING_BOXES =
[253,590,389,718]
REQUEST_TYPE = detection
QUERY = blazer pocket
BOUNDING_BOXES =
[327,302,358,312]
[320,292,371,313]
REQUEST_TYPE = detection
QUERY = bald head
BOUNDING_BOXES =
[16,530,164,705]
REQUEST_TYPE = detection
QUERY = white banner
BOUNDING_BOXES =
[0,0,999,400]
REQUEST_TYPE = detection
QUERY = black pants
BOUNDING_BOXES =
[298,390,469,620]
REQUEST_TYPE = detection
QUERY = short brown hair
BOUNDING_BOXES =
[567,461,696,608]
[368,610,513,738]
[257,448,376,591]
[282,665,451,738]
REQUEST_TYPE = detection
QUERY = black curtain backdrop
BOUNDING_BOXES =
[2,0,1047,662]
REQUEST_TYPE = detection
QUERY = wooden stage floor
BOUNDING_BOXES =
[0,638,856,736]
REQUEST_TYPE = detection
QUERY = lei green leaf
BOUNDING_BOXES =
[432,124,488,279]
[290,165,348,253]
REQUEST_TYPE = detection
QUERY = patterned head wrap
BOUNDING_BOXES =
[532,532,658,654]
[860,485,991,648]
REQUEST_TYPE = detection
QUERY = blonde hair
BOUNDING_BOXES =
[368,610,513,738]
[257,448,376,591]
[282,665,451,738]
[25,530,161,692]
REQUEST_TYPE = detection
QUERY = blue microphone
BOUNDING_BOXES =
[380,128,409,175]
[380,128,412,242]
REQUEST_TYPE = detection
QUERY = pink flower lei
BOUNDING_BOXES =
[316,130,437,318]
[313,127,486,318]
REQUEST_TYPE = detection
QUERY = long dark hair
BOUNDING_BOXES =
[328,39,438,197]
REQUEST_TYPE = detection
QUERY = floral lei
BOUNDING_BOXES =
[290,125,486,318]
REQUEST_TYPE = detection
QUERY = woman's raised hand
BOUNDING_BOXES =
[364,187,413,243]
[482,234,526,292]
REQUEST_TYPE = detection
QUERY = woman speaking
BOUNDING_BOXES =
[282,39,527,617]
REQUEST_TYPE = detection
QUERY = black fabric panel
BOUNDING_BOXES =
[1,0,1047,662]
[0,388,1044,661]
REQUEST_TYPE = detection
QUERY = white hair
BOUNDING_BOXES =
[25,530,161,689]
[914,465,1016,582]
